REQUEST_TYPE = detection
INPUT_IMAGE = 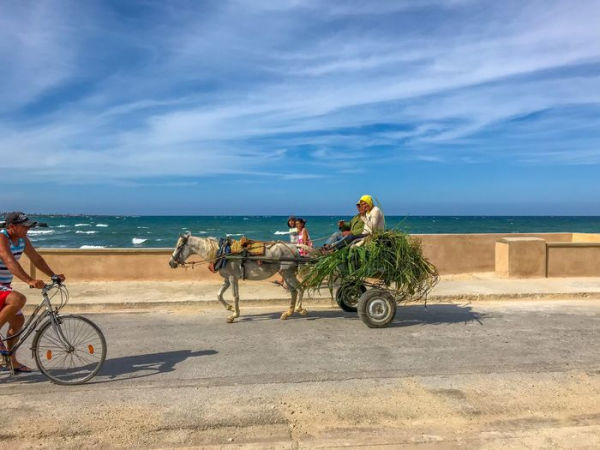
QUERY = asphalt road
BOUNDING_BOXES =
[2,299,600,448]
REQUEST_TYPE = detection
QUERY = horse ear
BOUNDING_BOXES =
[184,231,191,238]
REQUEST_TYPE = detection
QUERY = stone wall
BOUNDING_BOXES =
[18,232,594,281]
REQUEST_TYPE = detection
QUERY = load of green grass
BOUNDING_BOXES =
[300,230,438,301]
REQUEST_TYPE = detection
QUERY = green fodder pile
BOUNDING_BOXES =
[300,231,439,301]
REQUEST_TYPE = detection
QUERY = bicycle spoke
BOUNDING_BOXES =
[34,316,106,384]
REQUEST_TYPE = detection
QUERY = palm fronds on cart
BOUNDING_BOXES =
[300,230,439,301]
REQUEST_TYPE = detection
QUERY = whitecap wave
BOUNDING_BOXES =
[56,225,68,228]
[132,238,147,245]
[28,229,54,235]
[274,230,290,235]
[137,226,149,229]
[80,245,106,249]
[96,224,109,227]
[226,233,243,237]
[76,231,98,234]
[75,223,91,227]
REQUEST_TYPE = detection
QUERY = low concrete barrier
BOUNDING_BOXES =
[416,233,570,274]
[547,243,600,277]
[493,233,600,278]
[18,232,589,281]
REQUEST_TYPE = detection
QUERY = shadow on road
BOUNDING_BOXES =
[98,349,218,382]
[1,349,218,385]
[390,304,485,327]
[239,303,485,327]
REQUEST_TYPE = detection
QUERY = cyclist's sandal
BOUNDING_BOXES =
[13,364,33,373]
[1,363,33,373]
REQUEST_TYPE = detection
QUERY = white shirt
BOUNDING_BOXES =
[362,206,385,234]
[288,227,299,244]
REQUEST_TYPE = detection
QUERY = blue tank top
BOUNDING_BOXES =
[0,229,25,291]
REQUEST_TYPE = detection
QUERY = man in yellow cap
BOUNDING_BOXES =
[357,195,385,235]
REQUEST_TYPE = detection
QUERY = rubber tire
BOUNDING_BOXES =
[358,289,397,328]
[33,314,107,385]
[335,282,366,312]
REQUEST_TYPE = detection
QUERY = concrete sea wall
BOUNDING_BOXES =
[19,232,600,281]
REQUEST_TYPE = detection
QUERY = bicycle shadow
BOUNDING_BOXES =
[1,349,217,385]
[239,303,485,327]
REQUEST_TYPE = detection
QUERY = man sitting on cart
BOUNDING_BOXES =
[0,212,65,373]
[325,195,385,250]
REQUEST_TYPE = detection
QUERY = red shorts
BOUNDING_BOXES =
[0,289,11,310]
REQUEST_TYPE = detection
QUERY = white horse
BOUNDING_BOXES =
[169,232,307,323]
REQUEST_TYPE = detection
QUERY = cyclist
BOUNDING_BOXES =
[0,212,65,373]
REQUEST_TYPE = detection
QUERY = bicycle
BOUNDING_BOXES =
[0,275,106,385]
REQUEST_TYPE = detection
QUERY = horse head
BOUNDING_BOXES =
[169,231,192,268]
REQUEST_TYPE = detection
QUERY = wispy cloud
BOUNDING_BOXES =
[1,0,599,188]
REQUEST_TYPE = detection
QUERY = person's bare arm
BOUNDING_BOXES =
[0,234,40,287]
[23,237,65,281]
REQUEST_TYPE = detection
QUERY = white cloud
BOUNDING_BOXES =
[1,0,599,184]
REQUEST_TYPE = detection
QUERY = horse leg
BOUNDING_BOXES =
[226,276,241,323]
[295,286,307,316]
[280,269,299,320]
[217,277,233,311]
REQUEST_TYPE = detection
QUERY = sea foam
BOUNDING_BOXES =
[80,245,106,249]
[75,223,91,227]
[96,224,109,227]
[132,238,147,245]
[28,229,54,235]
[76,231,98,234]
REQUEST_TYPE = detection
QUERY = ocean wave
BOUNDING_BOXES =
[80,245,106,249]
[274,230,290,235]
[226,233,244,236]
[132,238,147,245]
[28,229,54,235]
[76,231,98,234]
[137,226,149,229]
[56,225,68,228]
[75,223,91,227]
[96,224,109,227]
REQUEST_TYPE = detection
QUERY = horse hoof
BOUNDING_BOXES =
[280,312,291,320]
[296,308,308,316]
[226,316,235,323]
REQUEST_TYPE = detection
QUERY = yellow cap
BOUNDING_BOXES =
[357,195,373,207]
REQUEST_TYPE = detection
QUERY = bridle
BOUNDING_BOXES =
[171,232,191,266]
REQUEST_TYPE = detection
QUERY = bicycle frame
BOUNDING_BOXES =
[0,282,70,359]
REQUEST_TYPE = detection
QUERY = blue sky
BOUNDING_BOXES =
[1,0,599,215]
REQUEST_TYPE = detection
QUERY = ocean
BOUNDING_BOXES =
[19,215,600,249]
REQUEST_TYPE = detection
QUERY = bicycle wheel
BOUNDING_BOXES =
[33,314,106,385]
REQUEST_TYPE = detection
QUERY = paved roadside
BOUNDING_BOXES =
[13,273,600,312]
[2,301,600,448]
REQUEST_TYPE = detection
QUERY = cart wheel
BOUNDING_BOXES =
[335,282,366,312]
[358,289,397,328]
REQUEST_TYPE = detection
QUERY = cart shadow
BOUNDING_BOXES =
[388,304,485,327]
[239,303,486,326]
[1,349,217,385]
